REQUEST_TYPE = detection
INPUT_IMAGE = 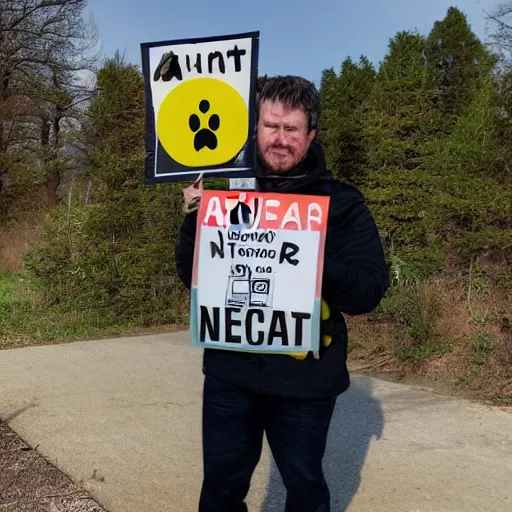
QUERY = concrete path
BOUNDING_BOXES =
[0,332,511,512]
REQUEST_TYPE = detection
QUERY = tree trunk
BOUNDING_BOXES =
[0,73,9,154]
[46,167,59,206]
[0,73,9,194]
[40,115,59,205]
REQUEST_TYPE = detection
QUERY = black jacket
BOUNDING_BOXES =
[175,143,389,398]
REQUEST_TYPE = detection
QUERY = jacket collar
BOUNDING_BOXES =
[255,142,333,194]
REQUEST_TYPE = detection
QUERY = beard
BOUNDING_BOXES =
[259,144,301,174]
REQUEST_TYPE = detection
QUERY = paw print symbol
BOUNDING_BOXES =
[189,100,220,152]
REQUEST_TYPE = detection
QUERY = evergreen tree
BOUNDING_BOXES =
[421,8,511,259]
[360,31,441,275]
[364,31,431,171]
[318,57,375,183]
[318,67,340,172]
[336,56,375,184]
[28,54,189,324]
[83,54,187,321]
[426,7,497,131]
[436,78,502,178]
[495,68,512,174]
[86,52,146,190]
[430,77,512,258]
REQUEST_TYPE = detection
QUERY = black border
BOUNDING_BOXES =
[141,31,260,184]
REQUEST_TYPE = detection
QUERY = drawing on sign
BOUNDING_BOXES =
[189,99,220,151]
[225,266,275,308]
[229,200,253,230]
[189,190,330,354]
[141,32,259,184]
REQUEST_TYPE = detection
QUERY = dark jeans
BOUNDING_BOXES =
[198,375,337,512]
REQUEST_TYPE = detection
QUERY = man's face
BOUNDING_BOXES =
[257,100,316,174]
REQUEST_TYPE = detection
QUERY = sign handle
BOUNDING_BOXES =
[228,178,258,191]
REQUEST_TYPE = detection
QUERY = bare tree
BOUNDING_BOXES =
[0,0,98,205]
[486,2,512,64]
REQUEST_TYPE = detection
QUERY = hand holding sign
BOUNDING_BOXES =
[183,173,203,213]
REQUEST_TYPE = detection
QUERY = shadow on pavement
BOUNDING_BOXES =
[260,376,383,512]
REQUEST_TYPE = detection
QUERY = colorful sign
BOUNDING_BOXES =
[141,32,259,183]
[190,190,330,353]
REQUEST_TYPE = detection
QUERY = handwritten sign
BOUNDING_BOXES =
[141,32,259,184]
[190,191,330,353]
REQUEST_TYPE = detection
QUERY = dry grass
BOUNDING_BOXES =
[347,265,512,403]
[434,278,474,339]
[496,328,512,367]
[0,210,47,273]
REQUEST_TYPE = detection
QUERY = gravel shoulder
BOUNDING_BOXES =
[0,421,106,512]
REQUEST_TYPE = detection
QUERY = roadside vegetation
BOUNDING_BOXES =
[0,2,510,402]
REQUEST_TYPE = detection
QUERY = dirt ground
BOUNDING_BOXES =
[0,421,106,512]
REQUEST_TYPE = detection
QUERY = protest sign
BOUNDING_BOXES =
[141,32,259,184]
[190,190,330,353]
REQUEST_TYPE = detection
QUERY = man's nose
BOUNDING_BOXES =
[274,128,288,146]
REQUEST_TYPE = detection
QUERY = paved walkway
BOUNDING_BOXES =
[0,332,511,512]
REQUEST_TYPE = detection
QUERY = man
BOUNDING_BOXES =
[175,75,389,512]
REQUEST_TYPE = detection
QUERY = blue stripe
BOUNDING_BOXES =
[190,287,200,346]
[310,299,321,352]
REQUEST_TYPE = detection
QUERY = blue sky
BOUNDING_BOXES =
[86,0,498,85]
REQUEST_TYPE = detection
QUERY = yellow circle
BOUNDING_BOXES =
[157,78,249,167]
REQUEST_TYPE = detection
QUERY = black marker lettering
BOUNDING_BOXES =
[200,306,220,341]
[264,232,276,243]
[210,230,224,259]
[208,51,226,74]
[225,307,242,343]
[186,53,202,74]
[279,242,299,266]
[167,54,182,81]
[291,312,311,347]
[227,45,246,72]
[256,266,273,273]
[246,309,264,345]
[154,52,183,82]
[268,310,289,346]
[234,264,250,276]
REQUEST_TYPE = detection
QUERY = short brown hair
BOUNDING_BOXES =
[257,75,321,132]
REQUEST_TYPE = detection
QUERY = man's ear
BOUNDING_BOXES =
[308,128,317,143]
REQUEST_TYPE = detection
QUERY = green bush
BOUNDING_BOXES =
[393,281,439,343]
[470,332,494,365]
[24,184,190,327]
[374,279,448,360]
